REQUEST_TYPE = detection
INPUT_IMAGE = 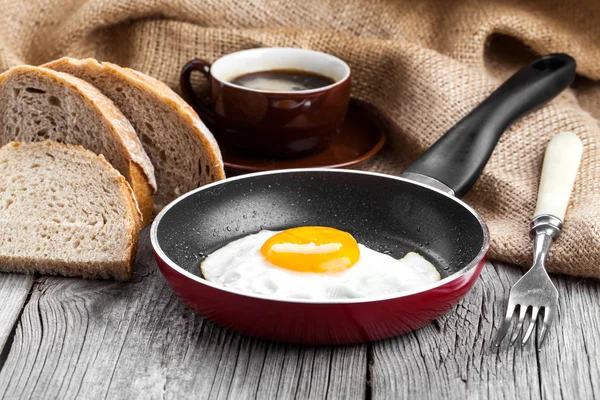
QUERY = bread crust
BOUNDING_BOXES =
[0,141,142,281]
[110,63,225,179]
[0,65,156,224]
[43,57,225,212]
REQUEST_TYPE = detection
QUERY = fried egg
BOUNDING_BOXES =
[200,227,441,300]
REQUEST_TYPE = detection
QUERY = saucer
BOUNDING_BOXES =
[221,100,387,175]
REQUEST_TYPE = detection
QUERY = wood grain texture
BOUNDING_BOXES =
[0,229,367,400]
[0,273,34,356]
[1,230,600,399]
[538,274,600,400]
[371,261,600,400]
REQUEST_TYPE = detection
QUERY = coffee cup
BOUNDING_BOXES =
[180,47,351,158]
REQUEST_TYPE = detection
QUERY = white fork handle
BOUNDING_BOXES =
[534,132,583,221]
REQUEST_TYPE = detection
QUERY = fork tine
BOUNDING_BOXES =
[538,307,554,347]
[509,305,528,345]
[521,306,540,346]
[494,302,516,347]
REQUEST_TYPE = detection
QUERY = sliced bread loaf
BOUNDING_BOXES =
[0,65,156,223]
[44,58,225,213]
[0,141,142,281]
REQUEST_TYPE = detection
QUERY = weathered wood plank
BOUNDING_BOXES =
[0,229,367,399]
[538,274,600,400]
[0,273,34,358]
[2,226,600,400]
[371,261,600,400]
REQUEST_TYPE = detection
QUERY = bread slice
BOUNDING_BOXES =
[0,65,156,223]
[43,57,225,213]
[0,141,142,281]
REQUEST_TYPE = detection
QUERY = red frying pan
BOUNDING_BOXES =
[152,54,575,344]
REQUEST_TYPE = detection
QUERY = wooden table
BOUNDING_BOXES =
[0,228,598,399]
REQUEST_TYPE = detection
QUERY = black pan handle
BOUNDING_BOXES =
[403,53,576,198]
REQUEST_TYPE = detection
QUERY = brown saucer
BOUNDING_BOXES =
[222,100,387,175]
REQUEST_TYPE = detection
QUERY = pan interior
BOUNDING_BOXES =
[155,171,485,280]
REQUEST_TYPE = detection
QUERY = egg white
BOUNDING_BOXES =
[201,230,441,300]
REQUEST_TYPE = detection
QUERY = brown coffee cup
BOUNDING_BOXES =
[180,48,351,158]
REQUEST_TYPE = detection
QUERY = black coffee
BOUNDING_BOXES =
[230,69,336,91]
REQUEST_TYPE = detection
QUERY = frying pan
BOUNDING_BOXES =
[152,54,576,344]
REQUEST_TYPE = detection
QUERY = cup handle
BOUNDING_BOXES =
[180,59,217,126]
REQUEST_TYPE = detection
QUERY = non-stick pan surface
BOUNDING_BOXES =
[152,53,577,344]
[155,170,485,281]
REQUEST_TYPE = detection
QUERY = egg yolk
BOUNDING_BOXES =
[260,226,360,273]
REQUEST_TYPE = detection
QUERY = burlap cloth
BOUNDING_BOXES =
[1,0,599,277]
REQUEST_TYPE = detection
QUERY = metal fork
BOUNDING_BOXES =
[495,132,583,347]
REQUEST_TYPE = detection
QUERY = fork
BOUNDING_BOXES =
[495,131,583,348]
